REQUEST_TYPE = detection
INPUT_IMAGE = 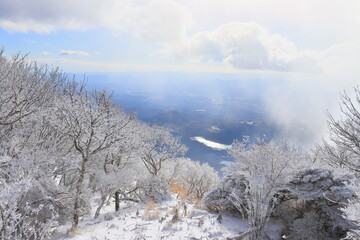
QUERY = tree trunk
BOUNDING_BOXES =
[73,158,87,227]
[94,194,107,219]
[115,191,120,212]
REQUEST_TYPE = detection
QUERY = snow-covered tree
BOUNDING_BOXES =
[319,87,360,174]
[0,123,70,240]
[171,158,219,200]
[127,125,188,201]
[0,51,68,239]
[51,83,134,227]
[89,119,143,218]
[0,50,59,129]
[341,180,360,239]
[317,87,360,238]
[139,125,187,176]
[226,139,303,240]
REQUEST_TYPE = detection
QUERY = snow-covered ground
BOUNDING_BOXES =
[50,195,284,240]
[50,196,246,240]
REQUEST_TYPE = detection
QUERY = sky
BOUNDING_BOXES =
[0,0,359,74]
[1,0,360,146]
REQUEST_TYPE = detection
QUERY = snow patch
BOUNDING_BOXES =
[220,161,232,166]
[191,136,231,150]
[50,196,248,240]
[209,126,221,132]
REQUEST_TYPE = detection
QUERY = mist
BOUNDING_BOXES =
[263,43,360,149]
[82,54,360,152]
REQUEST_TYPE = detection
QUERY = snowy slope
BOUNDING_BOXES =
[50,195,284,240]
[50,196,245,239]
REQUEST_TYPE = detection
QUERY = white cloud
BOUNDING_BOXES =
[167,22,321,72]
[0,0,103,33]
[0,0,192,44]
[127,0,192,43]
[41,51,53,56]
[175,0,360,45]
[320,42,360,77]
[59,50,89,56]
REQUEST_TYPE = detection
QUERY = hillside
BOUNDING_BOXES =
[50,195,283,240]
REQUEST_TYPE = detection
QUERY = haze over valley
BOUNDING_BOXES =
[84,72,282,169]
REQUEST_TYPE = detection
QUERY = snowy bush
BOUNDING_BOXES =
[171,158,219,200]
[341,180,360,239]
[137,175,171,201]
[0,156,68,240]
[225,140,304,239]
[204,139,356,239]
[275,168,356,240]
[203,171,247,213]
